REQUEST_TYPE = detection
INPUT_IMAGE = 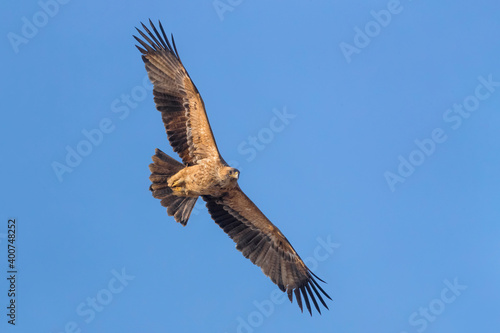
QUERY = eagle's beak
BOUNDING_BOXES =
[232,171,239,179]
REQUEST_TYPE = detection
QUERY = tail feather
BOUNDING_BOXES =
[149,148,198,226]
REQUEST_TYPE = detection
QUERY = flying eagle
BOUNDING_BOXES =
[134,20,331,315]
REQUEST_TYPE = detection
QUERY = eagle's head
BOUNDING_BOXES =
[219,166,240,185]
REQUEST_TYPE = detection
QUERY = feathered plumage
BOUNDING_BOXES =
[135,19,331,315]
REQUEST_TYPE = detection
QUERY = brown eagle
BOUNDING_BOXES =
[134,20,331,315]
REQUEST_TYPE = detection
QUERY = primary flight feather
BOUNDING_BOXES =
[134,20,331,315]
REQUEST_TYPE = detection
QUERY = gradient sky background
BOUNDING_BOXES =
[1,1,500,332]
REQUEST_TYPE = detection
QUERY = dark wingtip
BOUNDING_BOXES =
[309,272,332,301]
[305,284,321,314]
[134,43,147,54]
[309,278,329,310]
[300,286,312,316]
[171,33,181,60]
[294,288,303,313]
[134,19,174,56]
[309,270,327,284]
[283,268,332,315]
[291,270,332,315]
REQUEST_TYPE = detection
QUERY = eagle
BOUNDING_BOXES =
[134,20,331,315]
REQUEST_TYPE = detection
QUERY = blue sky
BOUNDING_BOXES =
[1,0,499,332]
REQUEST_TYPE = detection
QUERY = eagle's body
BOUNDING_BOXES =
[168,158,239,197]
[135,20,331,315]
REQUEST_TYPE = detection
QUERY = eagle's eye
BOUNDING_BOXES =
[230,168,240,179]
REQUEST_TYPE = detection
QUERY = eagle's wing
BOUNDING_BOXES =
[134,20,221,166]
[202,187,331,315]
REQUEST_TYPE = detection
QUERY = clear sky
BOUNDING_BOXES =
[1,1,499,332]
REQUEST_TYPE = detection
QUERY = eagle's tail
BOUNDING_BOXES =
[149,148,198,226]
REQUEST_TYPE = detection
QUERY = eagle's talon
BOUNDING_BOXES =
[171,186,182,193]
[170,178,183,188]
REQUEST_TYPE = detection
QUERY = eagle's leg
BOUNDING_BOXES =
[168,169,188,194]
[169,178,184,193]
[170,178,182,188]
[167,165,202,196]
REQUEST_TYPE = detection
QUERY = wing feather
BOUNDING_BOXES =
[202,187,331,315]
[134,20,222,165]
